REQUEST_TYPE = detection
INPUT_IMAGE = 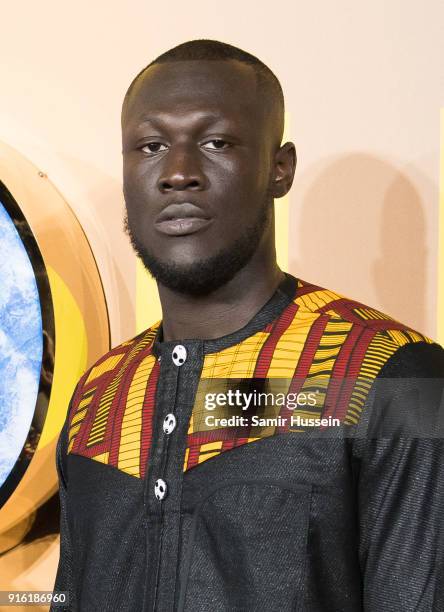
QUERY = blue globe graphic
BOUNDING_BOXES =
[0,201,43,489]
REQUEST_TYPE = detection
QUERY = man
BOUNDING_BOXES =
[52,40,444,611]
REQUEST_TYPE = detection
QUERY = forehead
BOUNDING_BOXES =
[122,60,261,127]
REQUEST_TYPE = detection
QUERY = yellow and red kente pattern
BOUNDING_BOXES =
[67,278,433,478]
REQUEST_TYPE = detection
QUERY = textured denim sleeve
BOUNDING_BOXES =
[51,410,75,611]
[354,342,444,612]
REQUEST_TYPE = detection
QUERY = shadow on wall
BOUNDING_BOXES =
[289,153,431,333]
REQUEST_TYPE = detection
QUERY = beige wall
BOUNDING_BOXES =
[1,0,443,599]
[1,1,443,340]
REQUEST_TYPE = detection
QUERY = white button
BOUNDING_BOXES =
[172,344,187,366]
[163,413,177,434]
[154,478,167,501]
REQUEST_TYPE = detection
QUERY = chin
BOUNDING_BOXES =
[125,208,268,296]
[144,255,244,297]
[159,238,218,262]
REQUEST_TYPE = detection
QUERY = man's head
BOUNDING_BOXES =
[121,39,296,296]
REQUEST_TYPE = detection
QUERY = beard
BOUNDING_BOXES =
[123,196,272,297]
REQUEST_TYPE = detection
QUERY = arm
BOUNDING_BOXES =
[353,342,444,611]
[51,404,76,610]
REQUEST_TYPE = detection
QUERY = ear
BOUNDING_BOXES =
[271,142,297,198]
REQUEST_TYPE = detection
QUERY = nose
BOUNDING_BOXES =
[157,144,206,192]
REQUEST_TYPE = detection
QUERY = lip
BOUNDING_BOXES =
[155,202,213,237]
[155,217,213,236]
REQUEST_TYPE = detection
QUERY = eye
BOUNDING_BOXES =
[202,139,230,150]
[141,142,168,154]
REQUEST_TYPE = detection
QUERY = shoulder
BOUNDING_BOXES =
[293,277,441,373]
[67,321,161,420]
[289,278,444,432]
[294,277,431,336]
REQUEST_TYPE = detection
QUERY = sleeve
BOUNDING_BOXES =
[352,341,444,611]
[51,392,79,611]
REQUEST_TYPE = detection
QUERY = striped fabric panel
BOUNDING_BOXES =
[87,451,109,465]
[67,324,160,472]
[186,303,317,467]
[65,280,436,478]
[324,327,376,422]
[117,354,157,477]
[295,288,344,312]
[274,314,334,425]
[185,306,332,469]
[186,298,434,469]
[341,327,432,425]
[253,302,300,378]
[304,317,354,377]
[287,316,355,423]
[387,328,433,346]
[140,361,161,479]
[85,353,125,385]
[107,357,145,468]
[201,331,270,378]
[68,387,96,453]
[263,306,320,378]
[87,375,119,447]
[354,307,394,322]
[85,326,159,448]
[197,441,223,464]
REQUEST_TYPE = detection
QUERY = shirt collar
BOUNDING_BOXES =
[151,272,298,358]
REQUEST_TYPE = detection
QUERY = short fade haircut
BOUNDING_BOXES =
[122,39,285,141]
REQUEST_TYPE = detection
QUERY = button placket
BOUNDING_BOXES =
[151,344,188,507]
[147,341,204,612]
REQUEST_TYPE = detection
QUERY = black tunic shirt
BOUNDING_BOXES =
[52,273,444,611]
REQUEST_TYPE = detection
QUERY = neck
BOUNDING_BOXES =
[157,255,284,342]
